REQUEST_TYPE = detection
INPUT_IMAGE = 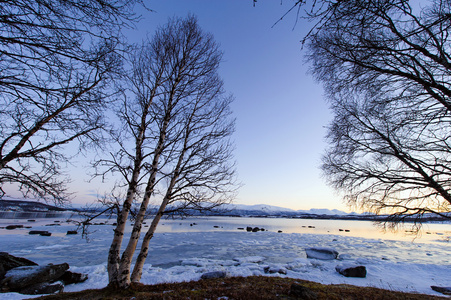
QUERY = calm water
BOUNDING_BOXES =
[3,215,448,242]
[155,216,451,242]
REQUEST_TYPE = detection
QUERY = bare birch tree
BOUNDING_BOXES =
[0,0,138,203]
[294,0,451,225]
[94,15,237,288]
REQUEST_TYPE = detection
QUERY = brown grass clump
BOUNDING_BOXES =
[34,276,445,300]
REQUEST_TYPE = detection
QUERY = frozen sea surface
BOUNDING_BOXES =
[1,216,450,299]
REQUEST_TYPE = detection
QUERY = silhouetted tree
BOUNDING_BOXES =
[93,15,237,288]
[299,0,451,225]
[0,0,138,203]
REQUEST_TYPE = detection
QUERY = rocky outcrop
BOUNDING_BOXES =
[335,264,367,278]
[18,281,64,295]
[431,286,451,295]
[264,265,287,275]
[5,225,24,230]
[201,271,228,279]
[0,252,38,281]
[1,263,69,291]
[28,230,49,235]
[290,283,318,299]
[0,253,88,295]
[305,247,339,260]
[60,271,88,285]
[246,226,265,232]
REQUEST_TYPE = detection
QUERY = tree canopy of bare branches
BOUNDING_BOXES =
[299,0,451,225]
[93,15,238,288]
[0,0,139,203]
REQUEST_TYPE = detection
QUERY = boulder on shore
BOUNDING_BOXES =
[0,252,38,281]
[18,281,64,295]
[290,283,318,299]
[1,263,69,291]
[431,286,451,295]
[201,271,228,279]
[305,247,339,260]
[5,225,23,230]
[335,264,367,278]
[60,271,88,285]
[0,253,88,295]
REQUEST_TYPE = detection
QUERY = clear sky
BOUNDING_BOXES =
[11,1,347,211]
[127,0,344,211]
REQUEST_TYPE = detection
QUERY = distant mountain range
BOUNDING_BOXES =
[219,203,351,216]
[1,198,449,222]
[0,198,65,212]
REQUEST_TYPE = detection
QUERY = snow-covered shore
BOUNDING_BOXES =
[1,217,450,299]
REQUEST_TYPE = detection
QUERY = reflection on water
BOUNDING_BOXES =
[154,216,450,243]
[1,215,450,243]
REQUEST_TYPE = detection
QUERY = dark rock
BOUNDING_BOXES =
[339,229,344,231]
[18,281,64,295]
[39,232,52,236]
[5,225,23,230]
[45,224,60,226]
[27,220,36,222]
[308,226,315,228]
[345,229,350,232]
[290,283,318,299]
[1,263,69,291]
[252,227,259,232]
[59,271,88,285]
[66,231,77,235]
[246,226,253,232]
[278,230,283,233]
[213,226,219,228]
[264,266,287,275]
[305,247,338,260]
[0,253,38,281]
[29,230,49,235]
[237,227,244,230]
[260,228,265,231]
[431,286,451,295]
[336,264,367,278]
[201,271,228,280]
[54,221,60,223]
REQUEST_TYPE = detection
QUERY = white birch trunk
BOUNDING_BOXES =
[116,116,170,288]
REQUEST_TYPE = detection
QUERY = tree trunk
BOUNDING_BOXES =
[131,141,187,282]
[107,171,139,285]
[107,80,159,287]
[130,194,171,282]
[116,116,170,288]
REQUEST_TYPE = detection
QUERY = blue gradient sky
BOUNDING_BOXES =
[123,0,342,211]
[24,1,344,211]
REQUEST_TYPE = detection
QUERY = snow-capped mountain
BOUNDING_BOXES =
[223,203,348,215]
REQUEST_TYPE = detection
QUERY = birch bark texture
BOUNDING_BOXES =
[95,15,237,288]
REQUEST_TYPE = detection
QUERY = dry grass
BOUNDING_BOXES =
[33,276,445,300]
